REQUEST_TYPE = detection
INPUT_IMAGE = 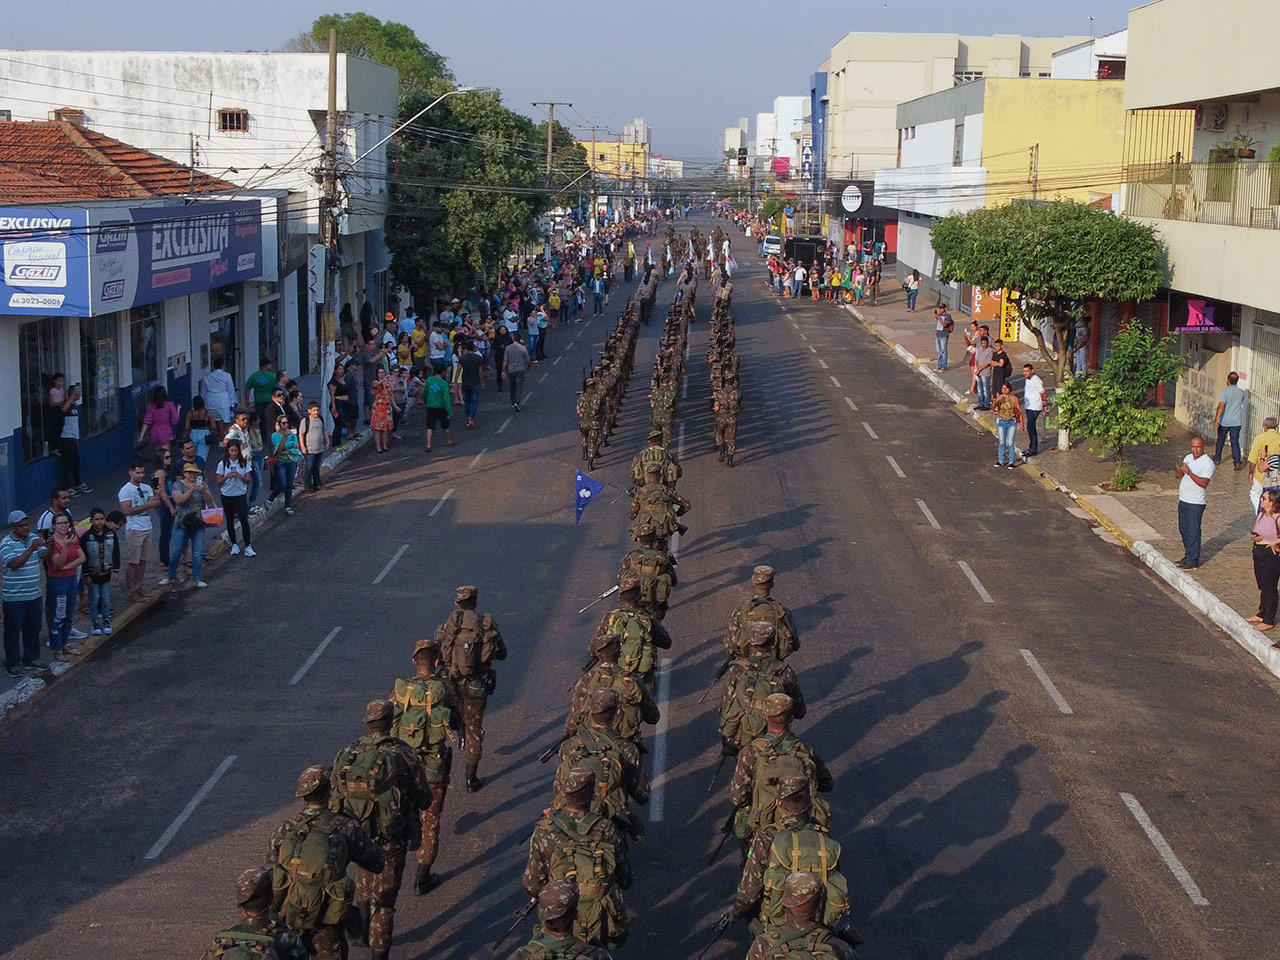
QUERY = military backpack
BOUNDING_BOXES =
[546,811,625,944]
[761,825,849,928]
[719,656,790,749]
[270,813,353,933]
[333,737,403,843]
[599,609,654,676]
[740,735,830,839]
[577,665,646,740]
[630,552,670,607]
[752,926,842,960]
[518,933,600,960]
[555,727,627,818]
[442,610,488,677]
[390,676,452,779]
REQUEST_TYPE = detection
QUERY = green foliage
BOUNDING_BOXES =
[759,196,786,221]
[1111,461,1140,490]
[1054,373,1167,463]
[1102,320,1185,404]
[307,13,452,96]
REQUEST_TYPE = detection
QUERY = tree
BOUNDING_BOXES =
[285,13,452,96]
[931,202,1165,379]
[760,196,786,222]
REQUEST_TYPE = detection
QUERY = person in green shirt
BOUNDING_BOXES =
[418,369,455,453]
[243,360,278,434]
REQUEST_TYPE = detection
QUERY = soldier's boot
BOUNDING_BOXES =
[587,457,595,470]
[371,949,391,960]
[718,443,725,462]
[352,901,371,947]
[414,864,439,895]
[465,763,483,793]
[728,454,735,467]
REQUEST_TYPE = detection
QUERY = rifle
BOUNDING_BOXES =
[578,584,619,615]
[698,654,734,704]
[492,897,536,951]
[711,808,742,870]
[539,731,572,763]
[694,914,733,960]
[707,753,729,795]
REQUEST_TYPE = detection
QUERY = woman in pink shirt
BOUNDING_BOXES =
[1249,489,1280,634]
[138,386,180,454]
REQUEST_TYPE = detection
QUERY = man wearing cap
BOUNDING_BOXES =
[202,866,308,960]
[2,511,51,676]
[619,522,677,621]
[592,571,672,694]
[268,765,384,959]
[568,631,660,743]
[523,765,631,949]
[429,320,451,375]
[649,375,676,448]
[435,585,507,792]
[628,465,690,549]
[713,372,743,467]
[630,430,682,488]
[390,638,461,895]
[720,621,806,754]
[555,686,650,840]
[725,566,800,660]
[330,702,432,960]
[577,379,602,468]
[509,879,607,959]
[745,872,858,960]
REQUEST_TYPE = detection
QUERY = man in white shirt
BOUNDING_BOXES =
[117,461,160,602]
[1177,436,1215,570]
[201,358,237,430]
[792,263,807,297]
[1021,363,1048,457]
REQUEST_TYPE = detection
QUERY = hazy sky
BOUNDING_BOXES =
[10,0,1141,161]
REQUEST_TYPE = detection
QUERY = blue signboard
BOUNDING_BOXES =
[0,208,92,316]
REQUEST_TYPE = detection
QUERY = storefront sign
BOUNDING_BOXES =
[973,286,1001,322]
[1000,287,1021,341]
[840,184,864,214]
[1170,290,1232,333]
[0,208,92,315]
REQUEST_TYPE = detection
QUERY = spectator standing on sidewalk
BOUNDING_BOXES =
[1248,489,1280,634]
[1176,436,1215,570]
[934,307,954,371]
[2,511,49,677]
[503,331,531,410]
[1247,417,1280,513]
[45,514,84,661]
[117,462,159,602]
[992,382,1024,469]
[200,358,237,435]
[218,439,255,557]
[973,336,994,410]
[243,359,278,435]
[268,416,303,516]
[1214,372,1247,470]
[138,386,180,457]
[79,508,119,635]
[990,339,1014,396]
[48,375,89,494]
[160,463,210,589]
[904,269,921,311]
[1021,364,1048,458]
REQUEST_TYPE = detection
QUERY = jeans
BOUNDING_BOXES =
[1178,499,1206,565]
[3,597,42,668]
[250,453,265,503]
[592,293,604,315]
[639,300,653,325]
[527,332,540,359]
[509,370,526,406]
[996,418,1017,465]
[906,288,918,310]
[88,580,112,629]
[977,374,993,409]
[223,493,251,546]
[1215,424,1242,466]
[463,386,480,422]
[46,576,78,650]
[157,507,173,567]
[271,460,299,509]
[773,274,782,295]
[305,452,324,490]
[1025,409,1041,454]
[168,524,205,582]
[1255,543,1280,624]
[58,436,83,487]
[936,334,950,369]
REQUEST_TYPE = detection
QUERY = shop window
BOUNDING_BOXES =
[79,314,121,437]
[18,318,65,463]
[130,305,162,433]
[258,282,281,370]
[210,284,242,381]
[210,284,239,314]
[959,283,974,316]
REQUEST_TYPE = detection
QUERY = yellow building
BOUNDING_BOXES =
[577,139,647,180]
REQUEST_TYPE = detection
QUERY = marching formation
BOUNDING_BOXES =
[577,308,642,471]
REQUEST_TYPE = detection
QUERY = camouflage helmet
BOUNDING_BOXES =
[559,764,596,797]
[636,521,657,539]
[644,461,663,475]
[455,585,478,604]
[364,699,393,725]
[537,878,580,925]
[647,429,663,443]
[589,687,621,717]
[749,620,776,647]
[234,865,273,908]
[752,565,776,584]
[780,871,825,910]
[295,764,331,799]
[589,629,622,656]
[762,693,794,720]
[618,571,641,595]
[776,775,812,803]
[412,637,440,661]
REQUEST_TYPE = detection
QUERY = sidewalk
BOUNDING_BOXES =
[802,281,1279,678]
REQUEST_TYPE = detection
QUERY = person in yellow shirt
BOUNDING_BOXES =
[548,287,562,325]
[410,319,429,374]
[1248,417,1280,512]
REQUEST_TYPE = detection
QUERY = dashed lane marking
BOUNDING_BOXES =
[915,499,941,529]
[497,416,513,434]
[145,755,237,859]
[957,561,993,603]
[372,544,409,584]
[649,658,673,822]
[429,487,455,517]
[818,359,829,369]
[809,345,818,354]
[844,397,858,412]
[539,372,548,383]
[1120,793,1209,906]
[290,626,343,686]
[886,456,905,478]
[469,448,488,469]
[1019,649,1074,714]
[829,376,841,388]
[553,356,562,366]
[862,422,878,439]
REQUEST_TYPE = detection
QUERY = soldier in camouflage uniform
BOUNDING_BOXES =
[725,565,800,660]
[523,766,632,948]
[508,880,607,960]
[389,637,461,895]
[628,462,690,549]
[719,621,807,755]
[745,872,859,960]
[567,630,660,743]
[577,378,601,468]
[436,584,507,792]
[591,571,672,694]
[268,765,385,960]
[713,372,743,466]
[649,375,676,448]
[330,701,432,960]
[618,522,677,620]
[203,866,308,960]
[554,687,650,842]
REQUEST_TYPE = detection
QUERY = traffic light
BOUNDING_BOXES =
[737,147,747,167]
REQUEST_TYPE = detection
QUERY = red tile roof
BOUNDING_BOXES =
[0,120,238,203]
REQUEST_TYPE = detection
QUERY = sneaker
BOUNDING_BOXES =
[243,546,257,557]
[1007,463,1017,469]
[285,507,295,516]
[5,665,21,678]
[194,580,209,589]
[23,658,48,670]
[229,544,241,556]
[90,626,103,635]
[69,627,87,640]
[103,624,112,635]
[157,577,172,586]
[77,484,92,493]
[994,462,1003,468]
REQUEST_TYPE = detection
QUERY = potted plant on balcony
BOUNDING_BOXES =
[1234,133,1258,159]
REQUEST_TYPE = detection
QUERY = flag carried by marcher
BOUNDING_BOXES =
[575,470,605,524]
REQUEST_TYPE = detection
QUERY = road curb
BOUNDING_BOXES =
[0,423,376,722]
[844,300,1280,682]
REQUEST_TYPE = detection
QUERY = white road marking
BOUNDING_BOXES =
[497,416,513,434]
[145,755,237,859]
[553,356,562,366]
[681,376,688,401]
[1019,649,1074,714]
[799,333,809,341]
[809,345,818,354]
[539,372,548,383]
[469,448,488,469]
[792,322,799,330]
[886,455,905,478]
[290,626,343,686]
[862,421,878,439]
[829,376,841,387]
[844,397,858,412]
[429,487,455,517]
[669,531,680,562]
[372,544,409,584]
[522,392,534,404]
[678,422,686,458]
[1120,793,1209,906]
[649,657,673,822]
[957,561,994,603]
[915,499,941,529]
[818,359,830,369]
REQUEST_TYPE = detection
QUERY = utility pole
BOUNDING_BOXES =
[320,28,340,433]
[531,101,572,181]
[588,124,598,237]
[1029,141,1040,200]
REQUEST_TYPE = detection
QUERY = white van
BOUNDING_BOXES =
[761,235,783,256]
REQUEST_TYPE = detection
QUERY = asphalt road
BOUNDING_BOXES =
[2,217,1280,960]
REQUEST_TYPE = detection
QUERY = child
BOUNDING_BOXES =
[79,507,120,635]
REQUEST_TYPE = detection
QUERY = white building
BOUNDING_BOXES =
[1051,29,1128,80]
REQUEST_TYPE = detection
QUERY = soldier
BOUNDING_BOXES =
[508,880,607,960]
[728,694,833,847]
[203,866,308,960]
[714,273,735,309]
[619,522,677,620]
[523,766,632,949]
[577,379,601,468]
[713,373,743,466]
[555,687,650,842]
[729,778,849,931]
[389,637,461,895]
[330,701,433,960]
[725,565,800,660]
[649,376,676,448]
[268,765,385,960]
[719,622,806,755]
[630,429,682,487]
[591,571,672,693]
[568,630,660,743]
[627,463,690,549]
[436,584,507,792]
[745,872,859,960]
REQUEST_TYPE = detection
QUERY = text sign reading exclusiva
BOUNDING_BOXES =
[124,202,262,308]
[0,208,91,316]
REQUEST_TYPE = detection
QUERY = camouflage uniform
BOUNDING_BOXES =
[577,381,601,467]
[744,874,858,960]
[627,473,690,549]
[568,636,660,742]
[330,702,433,958]
[725,566,800,659]
[630,435,682,487]
[649,381,675,448]
[733,798,845,929]
[713,379,743,465]
[554,689,651,836]
[719,624,807,754]
[436,585,507,785]
[204,866,308,960]
[591,584,673,692]
[618,532,677,619]
[509,879,608,960]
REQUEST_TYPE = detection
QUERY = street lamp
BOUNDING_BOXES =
[350,86,481,167]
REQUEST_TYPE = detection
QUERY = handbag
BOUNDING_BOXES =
[201,508,225,528]
[180,509,204,535]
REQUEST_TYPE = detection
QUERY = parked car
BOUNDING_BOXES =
[761,235,783,255]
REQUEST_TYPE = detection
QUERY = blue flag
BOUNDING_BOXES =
[575,470,605,524]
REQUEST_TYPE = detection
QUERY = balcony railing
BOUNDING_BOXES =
[1123,159,1280,229]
